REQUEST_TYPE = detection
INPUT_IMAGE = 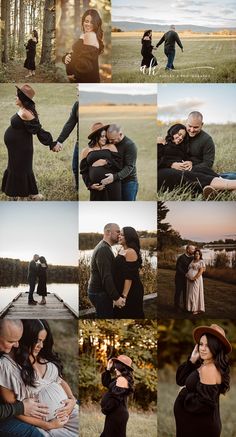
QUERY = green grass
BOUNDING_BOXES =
[158,375,236,437]
[157,123,236,201]
[79,105,157,201]
[112,36,236,83]
[0,83,78,201]
[80,406,157,437]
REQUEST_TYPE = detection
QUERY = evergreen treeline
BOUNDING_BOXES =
[79,231,157,251]
[0,257,78,286]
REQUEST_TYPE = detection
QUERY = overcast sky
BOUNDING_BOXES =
[112,0,236,28]
[79,84,157,95]
[164,202,236,242]
[0,203,78,265]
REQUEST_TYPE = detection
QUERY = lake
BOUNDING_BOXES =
[0,283,78,315]
[176,248,235,268]
[79,248,157,269]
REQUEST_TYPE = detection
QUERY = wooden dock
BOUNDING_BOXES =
[0,292,78,319]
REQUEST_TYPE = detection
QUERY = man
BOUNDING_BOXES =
[52,101,78,191]
[27,254,39,305]
[158,111,215,191]
[101,124,139,201]
[174,245,195,311]
[156,25,183,70]
[0,319,48,437]
[88,223,126,318]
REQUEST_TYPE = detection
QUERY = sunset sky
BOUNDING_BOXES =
[164,202,236,242]
[0,203,78,265]
[112,0,236,28]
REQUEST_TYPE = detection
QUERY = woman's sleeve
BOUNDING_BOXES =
[0,359,26,401]
[184,382,220,415]
[176,360,197,386]
[69,46,97,77]
[101,370,112,388]
[80,157,92,189]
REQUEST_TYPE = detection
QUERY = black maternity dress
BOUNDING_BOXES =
[113,255,144,318]
[100,370,132,437]
[24,39,37,70]
[2,114,53,197]
[63,38,100,83]
[80,149,122,201]
[174,360,223,437]
[36,264,47,297]
[141,40,158,67]
[158,141,219,192]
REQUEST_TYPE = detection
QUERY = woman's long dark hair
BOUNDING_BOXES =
[141,29,152,43]
[88,129,108,148]
[15,320,63,387]
[82,9,104,54]
[165,123,189,146]
[193,249,203,260]
[39,256,48,267]
[32,29,38,43]
[123,226,142,267]
[113,361,134,392]
[198,333,230,394]
[17,89,38,119]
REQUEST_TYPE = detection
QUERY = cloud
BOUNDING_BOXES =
[158,98,205,118]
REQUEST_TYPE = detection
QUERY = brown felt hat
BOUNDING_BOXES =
[112,355,133,371]
[16,84,35,101]
[193,324,232,354]
[88,122,110,139]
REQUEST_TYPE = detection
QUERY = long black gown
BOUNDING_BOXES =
[174,360,223,437]
[24,39,37,70]
[113,254,144,318]
[2,114,53,197]
[141,39,157,67]
[100,370,132,437]
[63,38,100,83]
[36,265,47,297]
[80,149,122,201]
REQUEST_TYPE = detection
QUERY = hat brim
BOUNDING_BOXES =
[193,326,232,354]
[15,86,34,103]
[111,357,133,371]
[88,124,110,139]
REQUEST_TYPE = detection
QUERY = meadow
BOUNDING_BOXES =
[112,33,236,83]
[157,123,236,201]
[80,406,157,437]
[79,104,157,201]
[158,373,236,437]
[0,83,78,201]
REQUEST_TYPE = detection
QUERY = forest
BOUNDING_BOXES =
[0,257,78,285]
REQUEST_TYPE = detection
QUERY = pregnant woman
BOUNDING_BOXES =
[186,249,205,315]
[80,122,122,201]
[24,30,38,78]
[141,30,157,68]
[37,256,48,306]
[0,319,78,436]
[1,84,53,200]
[113,227,144,319]
[100,355,134,437]
[174,323,231,437]
[63,9,104,83]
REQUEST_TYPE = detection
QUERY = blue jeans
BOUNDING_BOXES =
[122,181,138,201]
[0,417,44,437]
[72,143,78,190]
[219,172,236,180]
[88,292,114,318]
[164,49,175,69]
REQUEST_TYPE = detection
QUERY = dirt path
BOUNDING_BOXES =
[1,60,62,83]
[157,268,236,319]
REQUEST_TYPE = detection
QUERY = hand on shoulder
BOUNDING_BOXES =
[116,376,128,388]
[19,108,35,121]
[83,31,99,48]
[125,248,138,262]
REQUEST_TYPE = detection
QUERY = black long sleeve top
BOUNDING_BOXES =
[156,30,183,51]
[56,101,78,145]
[113,136,138,182]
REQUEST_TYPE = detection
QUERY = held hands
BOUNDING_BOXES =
[52,142,63,153]
[114,296,126,309]
[190,344,200,364]
[101,173,114,186]
[23,398,49,419]
[171,161,193,171]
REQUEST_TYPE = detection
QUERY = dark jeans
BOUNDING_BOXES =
[219,172,236,180]
[174,275,187,308]
[88,292,114,318]
[122,181,138,201]
[164,49,175,69]
[28,279,36,302]
[72,143,78,190]
[0,418,44,437]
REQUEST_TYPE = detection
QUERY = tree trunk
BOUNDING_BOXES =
[1,0,10,63]
[12,0,18,58]
[40,0,55,64]
[74,0,80,34]
[18,0,25,57]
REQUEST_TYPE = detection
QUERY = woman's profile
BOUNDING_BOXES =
[37,256,48,305]
[174,323,231,437]
[141,30,157,69]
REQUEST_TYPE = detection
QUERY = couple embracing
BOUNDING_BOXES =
[88,223,144,319]
[80,123,138,201]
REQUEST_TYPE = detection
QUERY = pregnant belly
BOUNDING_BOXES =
[89,166,108,184]
[187,269,196,280]
[37,382,68,421]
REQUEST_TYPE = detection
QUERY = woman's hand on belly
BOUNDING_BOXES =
[92,159,107,167]
[56,397,77,418]
[46,416,69,430]
[91,183,105,191]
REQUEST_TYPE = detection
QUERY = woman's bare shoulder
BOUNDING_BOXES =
[83,31,99,47]
[19,108,35,121]
[116,376,128,388]
[80,147,90,159]
[125,248,138,262]
[199,364,221,385]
